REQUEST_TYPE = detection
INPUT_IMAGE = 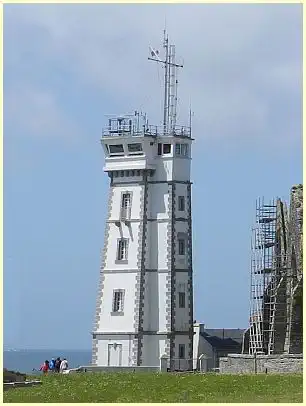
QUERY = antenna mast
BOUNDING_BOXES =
[163,30,169,135]
[189,104,194,137]
[148,31,183,135]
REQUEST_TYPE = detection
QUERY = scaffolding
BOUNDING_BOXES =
[248,188,303,356]
[249,198,277,354]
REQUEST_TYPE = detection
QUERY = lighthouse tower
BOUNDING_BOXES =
[92,32,194,370]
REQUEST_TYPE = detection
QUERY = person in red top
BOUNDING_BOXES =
[39,360,49,374]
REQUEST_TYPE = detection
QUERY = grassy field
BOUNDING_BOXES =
[3,372,303,403]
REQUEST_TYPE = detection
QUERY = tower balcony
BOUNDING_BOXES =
[102,116,191,139]
[102,124,191,139]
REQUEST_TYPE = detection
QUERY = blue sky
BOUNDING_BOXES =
[4,4,302,350]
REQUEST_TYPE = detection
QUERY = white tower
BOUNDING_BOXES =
[92,32,194,370]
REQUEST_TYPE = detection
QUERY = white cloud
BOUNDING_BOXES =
[4,4,302,145]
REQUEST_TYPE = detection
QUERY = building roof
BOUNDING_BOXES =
[204,328,245,344]
[200,329,245,351]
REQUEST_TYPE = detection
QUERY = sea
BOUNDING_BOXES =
[4,349,92,375]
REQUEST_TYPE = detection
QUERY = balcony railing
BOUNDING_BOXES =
[102,125,191,138]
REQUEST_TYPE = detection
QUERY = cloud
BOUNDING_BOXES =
[5,83,79,141]
[4,4,302,146]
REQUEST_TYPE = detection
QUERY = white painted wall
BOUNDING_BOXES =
[158,273,168,332]
[103,136,158,172]
[174,334,191,370]
[142,335,167,366]
[175,223,189,269]
[143,272,159,331]
[97,272,137,332]
[109,184,142,221]
[147,222,168,269]
[104,223,140,270]
[175,273,190,331]
[95,132,193,368]
[193,323,214,370]
[173,157,191,181]
[96,335,134,366]
[148,183,169,219]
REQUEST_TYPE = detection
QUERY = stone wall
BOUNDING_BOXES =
[284,184,303,354]
[219,353,303,374]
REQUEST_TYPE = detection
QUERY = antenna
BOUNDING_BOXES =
[189,103,194,136]
[148,31,183,135]
[163,30,169,135]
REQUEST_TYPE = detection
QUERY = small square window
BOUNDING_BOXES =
[179,292,186,308]
[158,143,162,155]
[178,196,185,211]
[112,289,125,313]
[117,239,128,261]
[128,143,143,155]
[163,144,171,154]
[179,344,185,359]
[181,144,189,156]
[128,143,142,152]
[121,193,132,220]
[178,239,185,255]
[109,144,124,155]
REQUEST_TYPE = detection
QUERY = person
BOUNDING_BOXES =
[60,358,68,373]
[39,360,49,375]
[49,358,55,372]
[55,357,61,373]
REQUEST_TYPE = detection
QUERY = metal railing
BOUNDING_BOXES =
[102,124,191,138]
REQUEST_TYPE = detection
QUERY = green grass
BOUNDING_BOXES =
[3,372,303,403]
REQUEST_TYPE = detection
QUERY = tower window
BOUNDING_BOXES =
[163,144,171,154]
[181,144,189,156]
[112,289,125,313]
[117,239,128,261]
[158,143,162,155]
[179,292,186,308]
[121,193,132,220]
[108,144,124,155]
[178,239,186,255]
[179,344,185,359]
[178,196,185,211]
[128,143,143,155]
[175,143,189,157]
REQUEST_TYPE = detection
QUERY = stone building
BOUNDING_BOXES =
[220,185,302,374]
[193,323,245,371]
[248,184,303,355]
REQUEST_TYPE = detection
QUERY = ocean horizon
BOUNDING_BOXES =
[4,349,92,374]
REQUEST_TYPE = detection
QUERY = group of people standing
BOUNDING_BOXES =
[39,357,69,374]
